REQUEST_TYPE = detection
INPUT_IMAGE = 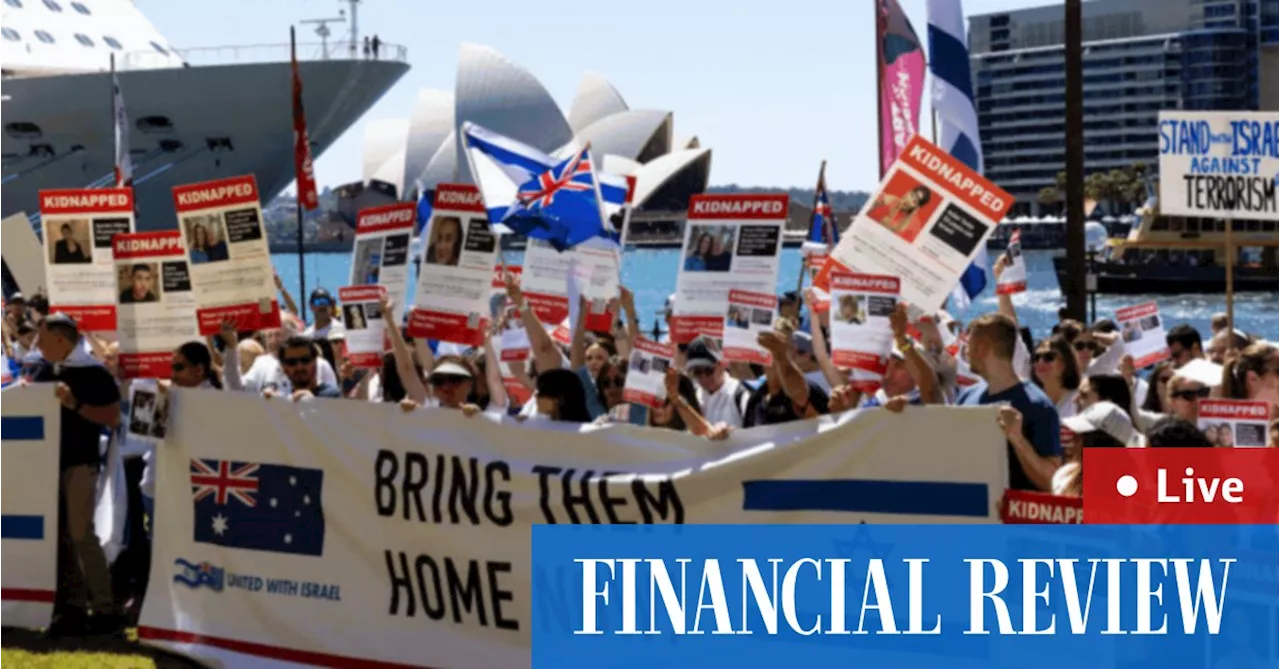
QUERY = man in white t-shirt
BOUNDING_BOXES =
[683,336,748,428]
[232,333,338,394]
[303,288,346,340]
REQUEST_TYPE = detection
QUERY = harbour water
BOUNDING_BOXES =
[271,249,1279,341]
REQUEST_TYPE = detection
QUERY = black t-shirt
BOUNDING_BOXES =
[24,361,121,470]
[743,379,830,428]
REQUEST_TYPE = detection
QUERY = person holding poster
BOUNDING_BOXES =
[829,273,899,392]
[409,184,499,346]
[113,232,200,379]
[995,228,1027,295]
[171,175,279,334]
[816,136,1013,312]
[349,201,415,305]
[671,194,787,343]
[622,338,675,409]
[722,290,775,365]
[1114,302,1169,369]
[1198,399,1272,448]
[338,286,386,369]
[39,188,136,331]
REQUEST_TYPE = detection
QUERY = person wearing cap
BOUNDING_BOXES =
[23,313,124,635]
[789,329,833,394]
[1052,401,1136,496]
[5,291,27,328]
[684,335,749,428]
[426,356,476,410]
[266,334,342,400]
[304,288,346,340]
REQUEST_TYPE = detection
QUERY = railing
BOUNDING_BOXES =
[118,40,407,71]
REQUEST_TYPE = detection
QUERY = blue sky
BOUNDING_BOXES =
[141,0,1059,192]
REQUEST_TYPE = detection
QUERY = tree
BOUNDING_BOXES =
[1037,186,1060,215]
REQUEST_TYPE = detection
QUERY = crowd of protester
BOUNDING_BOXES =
[2,265,1277,639]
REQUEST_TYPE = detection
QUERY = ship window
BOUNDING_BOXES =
[102,35,121,50]
[3,0,22,8]
[74,33,92,47]
[149,41,167,55]
[42,0,61,11]
[34,30,54,43]
[71,0,88,13]
[136,115,173,133]
[5,122,41,139]
[1,28,19,42]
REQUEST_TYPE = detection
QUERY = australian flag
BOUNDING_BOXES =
[808,162,839,247]
[501,145,609,252]
[190,458,325,557]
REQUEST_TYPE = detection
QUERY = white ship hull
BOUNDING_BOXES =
[2,58,408,229]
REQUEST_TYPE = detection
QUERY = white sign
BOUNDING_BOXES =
[490,335,532,407]
[995,228,1026,295]
[829,272,900,392]
[409,184,498,346]
[1157,111,1278,221]
[0,386,61,629]
[127,378,169,442]
[817,136,1012,312]
[172,175,280,334]
[349,201,415,308]
[114,231,199,379]
[1197,399,1272,448]
[136,389,1005,669]
[1115,301,1169,368]
[672,194,787,343]
[38,187,135,331]
[621,337,675,409]
[722,289,775,365]
[519,239,618,333]
[338,286,387,369]
[2,211,47,295]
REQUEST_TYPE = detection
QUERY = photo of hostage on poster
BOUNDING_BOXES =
[829,273,900,393]
[671,194,787,343]
[127,377,169,442]
[409,184,499,346]
[815,136,1012,312]
[1198,399,1272,448]
[339,285,387,369]
[38,187,136,331]
[1115,301,1169,368]
[622,337,675,409]
[172,175,280,334]
[349,201,415,307]
[722,290,776,365]
[113,231,199,378]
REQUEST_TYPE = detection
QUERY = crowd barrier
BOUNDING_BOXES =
[2,385,1005,668]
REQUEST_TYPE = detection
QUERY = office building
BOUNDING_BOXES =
[969,0,1278,213]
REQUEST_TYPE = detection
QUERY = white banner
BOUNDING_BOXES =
[817,136,1011,312]
[995,228,1026,295]
[349,201,415,309]
[672,194,787,343]
[1,385,61,629]
[1115,301,1169,368]
[39,187,136,331]
[409,185,498,346]
[114,231,199,379]
[137,389,1004,668]
[172,175,280,334]
[338,286,388,369]
[1157,111,1278,221]
[1197,399,1272,448]
[830,272,899,392]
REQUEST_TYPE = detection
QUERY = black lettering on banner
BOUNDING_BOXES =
[533,464,562,523]
[384,550,415,616]
[634,479,685,524]
[448,456,481,525]
[1184,174,1278,214]
[432,451,447,524]
[375,450,398,517]
[599,471,635,525]
[927,204,988,257]
[381,233,410,266]
[484,461,513,527]
[386,552,518,630]
[403,452,430,522]
[161,261,192,292]
[93,217,132,248]
[486,562,519,631]
[463,218,497,254]
[561,468,601,524]
[445,558,488,627]
[415,555,446,620]
[735,225,780,257]
[223,208,264,243]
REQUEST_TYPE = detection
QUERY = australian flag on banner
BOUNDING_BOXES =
[502,145,608,252]
[190,459,325,557]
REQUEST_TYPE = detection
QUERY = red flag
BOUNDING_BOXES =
[291,29,319,211]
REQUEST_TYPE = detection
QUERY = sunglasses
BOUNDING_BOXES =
[597,376,624,390]
[281,355,314,367]
[1073,341,1101,353]
[171,361,188,372]
[430,374,469,386]
[690,367,716,378]
[1171,386,1212,401]
[1034,351,1058,364]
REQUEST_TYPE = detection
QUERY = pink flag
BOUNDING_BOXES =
[877,0,926,177]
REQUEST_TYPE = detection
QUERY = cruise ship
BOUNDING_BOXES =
[0,0,408,231]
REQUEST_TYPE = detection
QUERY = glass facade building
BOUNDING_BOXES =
[969,0,1278,212]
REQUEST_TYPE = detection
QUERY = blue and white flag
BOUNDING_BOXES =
[928,0,988,311]
[461,122,628,237]
[502,145,609,252]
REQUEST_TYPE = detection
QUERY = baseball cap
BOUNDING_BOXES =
[1061,401,1137,446]
[791,330,813,356]
[779,291,800,305]
[309,288,335,307]
[1175,358,1223,388]
[43,312,79,338]
[429,361,473,379]
[683,335,720,372]
[8,292,25,304]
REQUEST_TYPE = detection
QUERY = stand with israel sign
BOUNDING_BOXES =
[1157,111,1278,220]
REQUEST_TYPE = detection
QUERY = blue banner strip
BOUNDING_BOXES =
[741,479,989,517]
[2,514,44,540]
[1,416,44,441]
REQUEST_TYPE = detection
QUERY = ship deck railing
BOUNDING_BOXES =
[119,40,407,71]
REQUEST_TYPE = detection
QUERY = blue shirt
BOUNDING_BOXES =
[956,381,1061,491]
[575,367,605,420]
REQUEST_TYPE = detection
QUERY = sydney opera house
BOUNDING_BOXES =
[342,43,712,238]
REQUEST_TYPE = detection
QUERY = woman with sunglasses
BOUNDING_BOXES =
[594,355,628,415]
[1030,334,1081,420]
[531,368,593,423]
[1141,362,1175,415]
[1165,371,1212,424]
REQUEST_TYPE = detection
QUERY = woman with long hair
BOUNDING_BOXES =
[1141,362,1175,414]
[1031,334,1081,419]
[594,355,628,414]
[684,232,714,271]
[533,368,593,423]
[172,341,222,389]
[189,223,211,264]
[426,216,463,267]
[1221,342,1279,406]
[870,185,933,237]
[1075,373,1132,420]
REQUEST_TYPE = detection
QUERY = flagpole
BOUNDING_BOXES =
[110,52,116,188]
[875,1,886,178]
[291,26,308,323]
[794,159,826,295]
